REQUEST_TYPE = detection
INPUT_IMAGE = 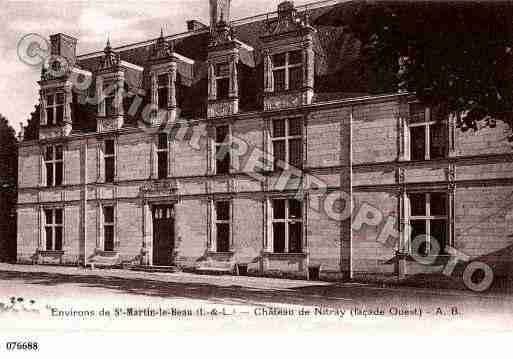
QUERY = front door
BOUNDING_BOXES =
[152,205,175,266]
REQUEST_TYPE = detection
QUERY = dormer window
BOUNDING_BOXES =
[46,93,64,126]
[103,84,116,117]
[157,74,169,109]
[215,62,230,100]
[272,50,302,92]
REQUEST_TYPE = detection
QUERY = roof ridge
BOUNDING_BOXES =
[76,0,346,60]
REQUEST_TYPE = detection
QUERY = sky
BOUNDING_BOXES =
[0,0,314,134]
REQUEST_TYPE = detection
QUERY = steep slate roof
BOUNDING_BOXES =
[67,0,369,134]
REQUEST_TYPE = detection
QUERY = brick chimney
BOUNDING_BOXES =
[209,0,231,31]
[50,33,77,67]
[187,20,207,32]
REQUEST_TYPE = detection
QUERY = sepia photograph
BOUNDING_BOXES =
[1,0,513,356]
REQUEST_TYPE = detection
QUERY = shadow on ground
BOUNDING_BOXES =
[0,270,511,311]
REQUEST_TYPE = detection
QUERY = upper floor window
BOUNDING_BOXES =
[271,118,302,170]
[409,192,448,256]
[44,145,63,187]
[272,50,302,92]
[215,63,230,100]
[103,205,115,252]
[157,74,169,109]
[214,125,231,175]
[44,208,63,251]
[157,132,168,179]
[104,139,115,183]
[271,198,303,253]
[46,93,64,126]
[409,103,446,161]
[214,201,231,253]
[103,84,116,117]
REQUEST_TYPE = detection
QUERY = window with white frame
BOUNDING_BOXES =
[44,145,63,187]
[44,208,63,251]
[272,50,303,92]
[103,83,116,117]
[271,118,302,170]
[46,92,64,126]
[104,139,115,183]
[214,124,231,175]
[157,73,169,109]
[214,62,230,100]
[408,192,448,256]
[157,132,168,179]
[271,198,303,253]
[409,103,446,161]
[103,205,115,252]
[213,201,231,253]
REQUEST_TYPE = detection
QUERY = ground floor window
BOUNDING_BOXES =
[44,208,63,251]
[103,205,115,252]
[214,201,231,252]
[408,192,448,256]
[271,198,303,253]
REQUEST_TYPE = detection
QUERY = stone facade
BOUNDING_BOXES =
[16,0,513,282]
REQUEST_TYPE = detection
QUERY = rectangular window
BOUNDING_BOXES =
[271,118,302,170]
[44,208,63,251]
[157,132,168,179]
[271,198,303,253]
[272,50,303,92]
[103,205,115,252]
[44,145,63,187]
[409,104,447,161]
[215,125,231,175]
[158,74,169,109]
[104,139,115,183]
[215,63,230,100]
[103,84,116,117]
[45,93,64,126]
[408,192,448,256]
[214,201,231,253]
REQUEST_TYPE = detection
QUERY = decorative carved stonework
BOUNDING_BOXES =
[446,163,456,183]
[207,98,238,118]
[396,167,405,185]
[262,1,313,39]
[140,179,178,196]
[98,39,121,73]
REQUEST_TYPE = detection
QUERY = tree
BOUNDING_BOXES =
[23,104,40,141]
[0,113,18,262]
[315,0,513,139]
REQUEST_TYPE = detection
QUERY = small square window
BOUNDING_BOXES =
[288,50,302,65]
[409,193,426,216]
[216,78,230,99]
[272,53,286,67]
[215,63,230,77]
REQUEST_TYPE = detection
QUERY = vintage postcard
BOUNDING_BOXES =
[1,0,513,356]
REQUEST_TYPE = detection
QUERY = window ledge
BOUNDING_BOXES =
[262,252,306,259]
[38,250,64,256]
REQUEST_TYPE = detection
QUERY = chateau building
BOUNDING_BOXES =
[17,0,513,281]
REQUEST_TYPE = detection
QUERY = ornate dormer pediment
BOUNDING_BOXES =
[149,29,175,63]
[209,19,235,47]
[262,1,314,40]
[98,39,121,73]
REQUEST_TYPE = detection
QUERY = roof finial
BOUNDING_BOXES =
[105,35,111,50]
[160,27,164,38]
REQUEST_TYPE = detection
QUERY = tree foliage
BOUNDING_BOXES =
[0,113,17,262]
[316,0,513,138]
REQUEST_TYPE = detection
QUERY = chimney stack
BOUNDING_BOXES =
[209,0,231,31]
[50,33,78,67]
[187,20,207,32]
